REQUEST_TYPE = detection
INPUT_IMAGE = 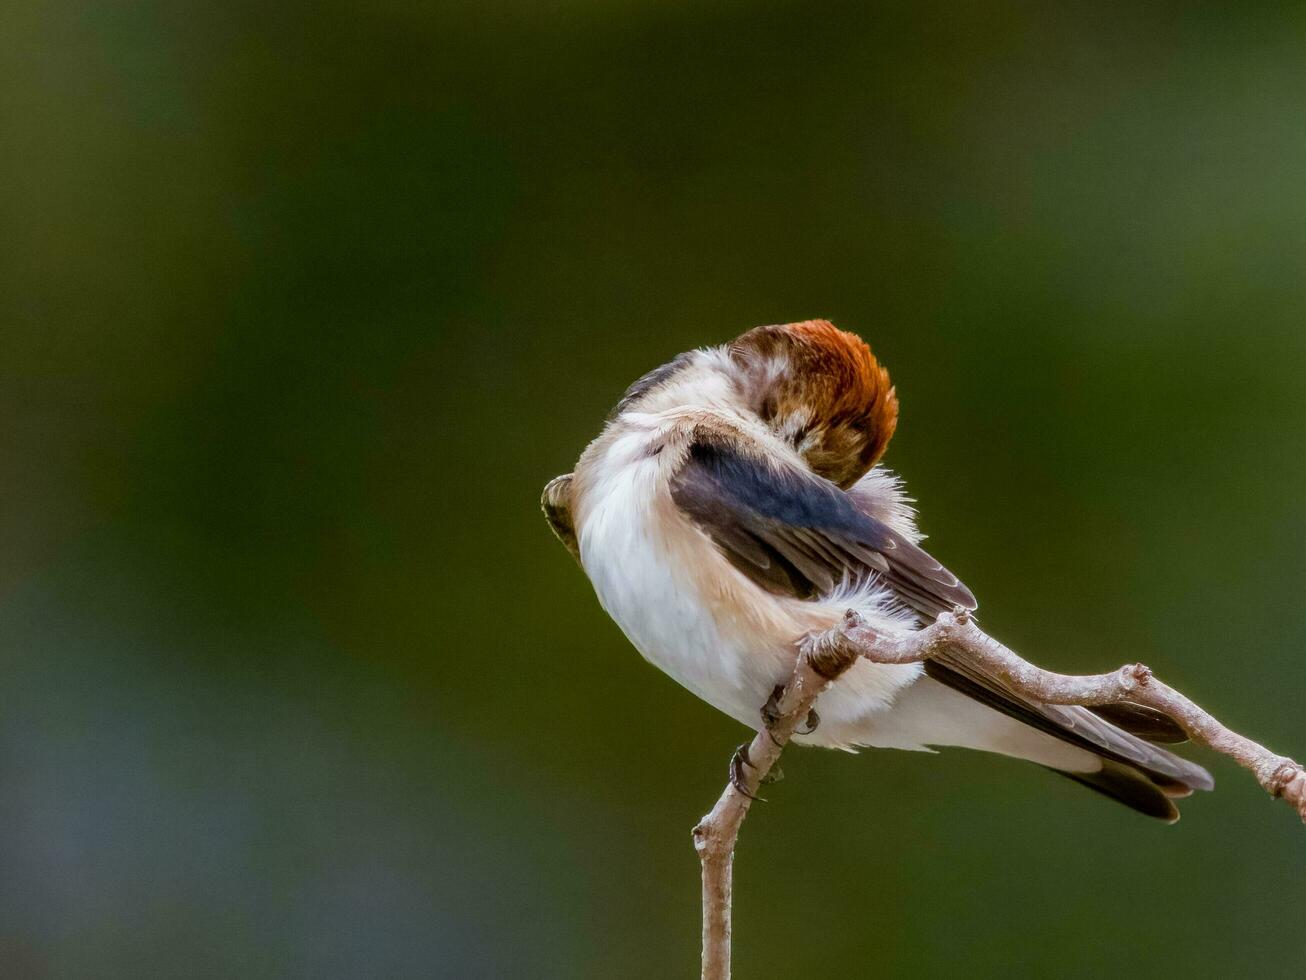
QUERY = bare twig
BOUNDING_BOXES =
[695,607,1304,979]
[834,607,1306,819]
[692,629,861,980]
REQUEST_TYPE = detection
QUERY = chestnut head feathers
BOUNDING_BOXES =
[727,320,897,488]
[610,319,898,489]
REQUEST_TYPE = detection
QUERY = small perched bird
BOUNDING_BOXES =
[543,320,1211,821]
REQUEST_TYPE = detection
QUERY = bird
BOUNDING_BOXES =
[542,319,1212,821]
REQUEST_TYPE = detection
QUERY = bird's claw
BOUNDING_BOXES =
[729,742,766,801]
[761,685,785,729]
[796,708,820,736]
[761,685,819,741]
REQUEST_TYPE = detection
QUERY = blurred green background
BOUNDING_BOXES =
[3,1,1305,977]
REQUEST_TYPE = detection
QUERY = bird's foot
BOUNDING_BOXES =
[729,743,766,801]
[761,685,785,733]
[761,684,820,742]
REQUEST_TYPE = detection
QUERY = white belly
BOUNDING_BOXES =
[575,451,923,742]
[577,456,782,726]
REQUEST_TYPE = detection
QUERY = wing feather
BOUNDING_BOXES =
[669,437,976,611]
[668,434,1212,803]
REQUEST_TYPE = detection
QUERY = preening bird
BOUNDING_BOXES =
[543,320,1212,821]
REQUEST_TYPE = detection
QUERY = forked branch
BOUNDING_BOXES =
[694,608,1304,980]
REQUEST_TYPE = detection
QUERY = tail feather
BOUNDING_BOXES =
[1051,760,1183,822]
[857,676,1212,821]
[1088,702,1188,744]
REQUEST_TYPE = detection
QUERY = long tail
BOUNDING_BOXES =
[855,674,1213,821]
[921,661,1214,821]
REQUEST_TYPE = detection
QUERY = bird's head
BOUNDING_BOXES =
[726,320,898,488]
[608,319,898,489]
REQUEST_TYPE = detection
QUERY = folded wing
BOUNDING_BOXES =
[670,434,1211,817]
[670,438,976,613]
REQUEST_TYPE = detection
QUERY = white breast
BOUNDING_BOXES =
[577,439,771,725]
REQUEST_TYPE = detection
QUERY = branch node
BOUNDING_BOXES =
[1268,761,1303,798]
[692,822,718,859]
[841,607,868,630]
[1123,663,1152,690]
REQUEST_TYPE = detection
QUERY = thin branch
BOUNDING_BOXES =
[692,629,861,980]
[695,607,1304,979]
[829,607,1306,819]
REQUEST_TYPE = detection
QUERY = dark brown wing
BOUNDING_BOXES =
[670,437,1212,809]
[669,438,976,614]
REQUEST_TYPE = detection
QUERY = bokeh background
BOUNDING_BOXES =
[3,1,1306,977]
